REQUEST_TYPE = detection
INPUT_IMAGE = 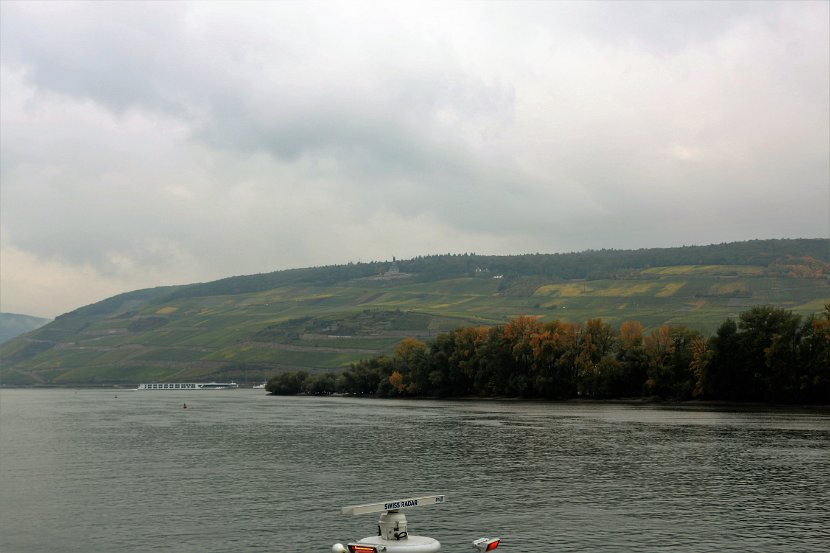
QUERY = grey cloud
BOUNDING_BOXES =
[3,1,528,219]
[1,2,193,113]
[1,1,827,317]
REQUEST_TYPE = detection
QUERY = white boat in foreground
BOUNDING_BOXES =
[135,382,239,390]
[332,494,499,553]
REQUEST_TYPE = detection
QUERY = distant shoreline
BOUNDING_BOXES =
[3,385,827,410]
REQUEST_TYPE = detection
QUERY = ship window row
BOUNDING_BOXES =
[146,383,196,389]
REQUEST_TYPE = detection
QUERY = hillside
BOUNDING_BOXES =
[0,313,51,344]
[1,239,828,386]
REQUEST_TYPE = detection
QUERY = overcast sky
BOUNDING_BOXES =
[1,1,828,318]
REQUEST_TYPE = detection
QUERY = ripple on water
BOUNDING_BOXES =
[1,391,828,553]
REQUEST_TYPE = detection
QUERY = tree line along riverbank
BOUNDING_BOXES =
[266,304,830,404]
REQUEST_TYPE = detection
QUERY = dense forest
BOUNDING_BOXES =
[267,305,830,404]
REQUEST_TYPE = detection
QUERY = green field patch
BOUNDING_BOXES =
[383,311,431,330]
[23,347,133,369]
[84,319,132,331]
[707,282,751,297]
[534,283,590,297]
[538,281,660,298]
[655,282,686,297]
[133,348,211,362]
[169,366,231,380]
[78,334,143,347]
[30,367,72,382]
[0,339,56,363]
[643,265,765,277]
[204,345,363,369]
[24,328,81,342]
[593,282,658,297]
[296,336,400,350]
[54,365,175,384]
[392,278,497,296]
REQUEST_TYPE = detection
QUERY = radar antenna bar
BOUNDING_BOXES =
[341,495,446,516]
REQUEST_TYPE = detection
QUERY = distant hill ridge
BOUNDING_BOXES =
[70,238,830,308]
[2,239,828,386]
[0,313,51,344]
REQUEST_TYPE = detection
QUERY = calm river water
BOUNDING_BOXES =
[1,389,828,552]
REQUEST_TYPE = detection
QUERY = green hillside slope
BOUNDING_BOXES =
[2,239,828,386]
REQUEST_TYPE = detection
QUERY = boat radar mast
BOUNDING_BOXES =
[332,494,500,553]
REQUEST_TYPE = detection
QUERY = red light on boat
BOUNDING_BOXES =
[348,545,378,553]
[473,537,500,551]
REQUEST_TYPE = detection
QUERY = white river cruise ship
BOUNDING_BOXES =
[135,382,239,390]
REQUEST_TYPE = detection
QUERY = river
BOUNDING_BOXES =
[1,389,828,552]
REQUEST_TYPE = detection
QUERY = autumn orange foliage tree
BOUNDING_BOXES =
[337,306,828,403]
